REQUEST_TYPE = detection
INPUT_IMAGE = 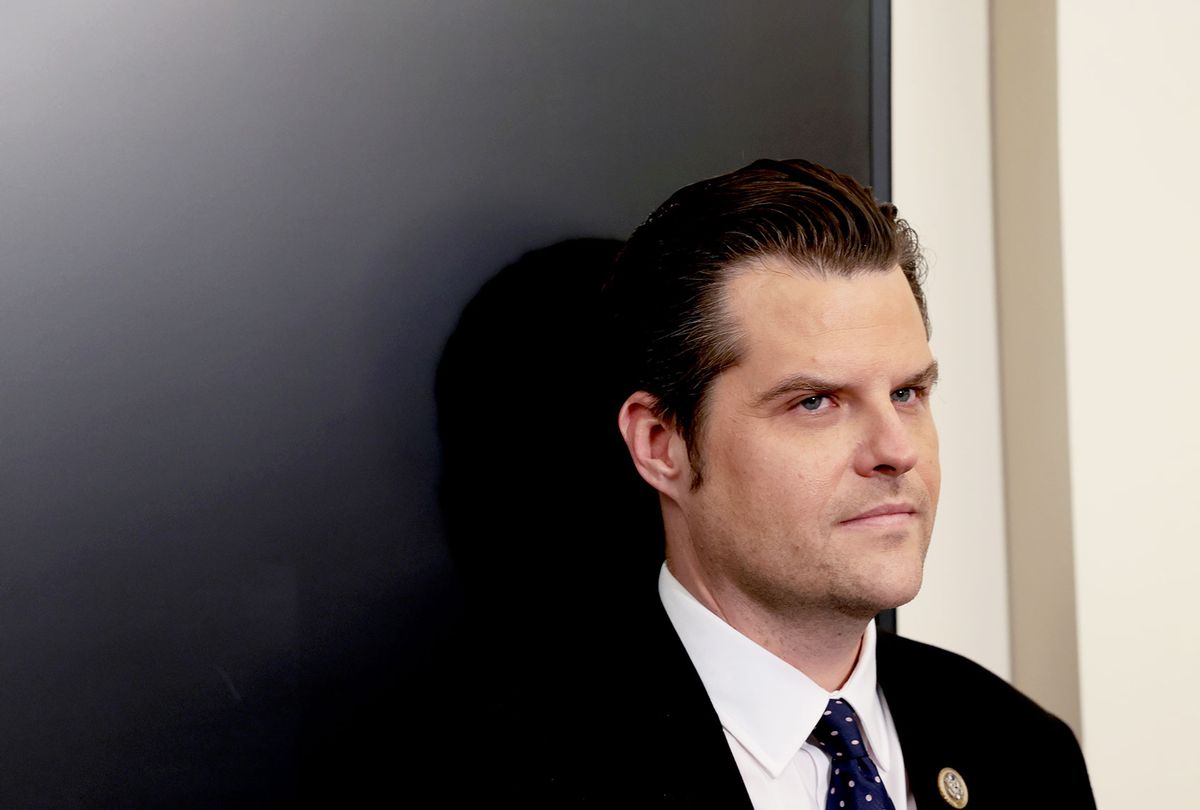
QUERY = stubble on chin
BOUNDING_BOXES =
[757,514,934,624]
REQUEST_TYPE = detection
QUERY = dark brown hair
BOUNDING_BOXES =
[605,158,927,485]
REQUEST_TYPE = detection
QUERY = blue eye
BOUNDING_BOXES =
[892,388,914,402]
[799,395,826,411]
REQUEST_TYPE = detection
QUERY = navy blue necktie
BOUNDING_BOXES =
[809,698,897,810]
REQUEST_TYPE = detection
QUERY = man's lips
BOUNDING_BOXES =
[839,503,918,527]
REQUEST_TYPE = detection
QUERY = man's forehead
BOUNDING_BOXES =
[704,261,931,408]
[721,259,923,342]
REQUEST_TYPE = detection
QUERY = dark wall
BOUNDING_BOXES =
[0,1,878,804]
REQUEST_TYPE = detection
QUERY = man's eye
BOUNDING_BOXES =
[798,395,828,411]
[891,387,916,403]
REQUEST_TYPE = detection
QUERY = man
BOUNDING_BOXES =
[529,159,1094,808]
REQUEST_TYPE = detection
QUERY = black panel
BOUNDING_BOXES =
[0,2,878,803]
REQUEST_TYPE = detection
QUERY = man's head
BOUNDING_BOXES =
[607,158,940,621]
[607,159,928,485]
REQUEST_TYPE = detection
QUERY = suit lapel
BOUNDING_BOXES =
[875,632,969,810]
[632,599,756,808]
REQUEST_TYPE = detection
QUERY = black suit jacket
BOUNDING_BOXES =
[510,597,1096,810]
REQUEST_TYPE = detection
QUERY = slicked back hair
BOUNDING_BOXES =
[605,158,928,488]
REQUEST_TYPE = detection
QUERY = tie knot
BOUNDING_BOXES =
[810,698,869,761]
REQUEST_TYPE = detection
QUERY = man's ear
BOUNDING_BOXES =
[617,391,691,498]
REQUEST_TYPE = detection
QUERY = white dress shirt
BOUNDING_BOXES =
[658,564,917,810]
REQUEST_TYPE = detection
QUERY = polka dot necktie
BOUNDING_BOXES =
[809,698,896,810]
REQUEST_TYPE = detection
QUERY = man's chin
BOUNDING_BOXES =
[844,567,926,618]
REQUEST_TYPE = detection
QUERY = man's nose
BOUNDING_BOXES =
[853,403,920,477]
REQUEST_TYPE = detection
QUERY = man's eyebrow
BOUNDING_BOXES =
[753,373,843,407]
[753,360,940,408]
[903,360,940,390]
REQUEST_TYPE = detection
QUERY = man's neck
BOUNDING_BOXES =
[665,557,868,692]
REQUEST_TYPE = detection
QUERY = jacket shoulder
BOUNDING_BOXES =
[877,632,1027,698]
[878,631,1065,728]
[877,631,1096,810]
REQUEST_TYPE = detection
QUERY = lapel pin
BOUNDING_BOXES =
[937,767,968,808]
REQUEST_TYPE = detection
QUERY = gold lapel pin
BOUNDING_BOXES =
[937,767,968,808]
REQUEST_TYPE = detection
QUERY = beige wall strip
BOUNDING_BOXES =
[989,0,1082,735]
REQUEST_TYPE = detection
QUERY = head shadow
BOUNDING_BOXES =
[435,238,664,649]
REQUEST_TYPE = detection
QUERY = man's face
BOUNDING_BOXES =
[673,259,940,620]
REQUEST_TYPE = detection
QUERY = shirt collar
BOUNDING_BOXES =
[658,563,892,778]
